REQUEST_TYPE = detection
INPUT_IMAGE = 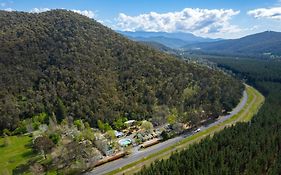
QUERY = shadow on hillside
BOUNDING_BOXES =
[13,163,30,175]
[13,156,43,175]
[21,150,34,158]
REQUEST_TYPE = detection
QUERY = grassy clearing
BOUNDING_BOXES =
[241,86,264,122]
[0,135,34,175]
[107,85,264,175]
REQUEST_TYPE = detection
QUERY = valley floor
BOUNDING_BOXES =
[87,85,264,175]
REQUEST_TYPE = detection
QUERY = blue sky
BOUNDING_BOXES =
[1,0,281,38]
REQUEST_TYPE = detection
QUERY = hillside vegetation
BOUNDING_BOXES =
[0,10,242,132]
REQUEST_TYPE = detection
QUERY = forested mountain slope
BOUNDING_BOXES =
[184,31,281,58]
[0,10,243,131]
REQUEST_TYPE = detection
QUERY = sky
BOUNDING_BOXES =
[1,0,281,39]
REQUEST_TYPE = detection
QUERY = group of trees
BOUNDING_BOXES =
[28,114,104,174]
[138,57,281,174]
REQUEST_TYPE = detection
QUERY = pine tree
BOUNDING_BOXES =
[56,98,67,123]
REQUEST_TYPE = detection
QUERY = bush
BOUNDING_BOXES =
[141,121,153,131]
[32,121,41,130]
[13,126,27,135]
[3,134,10,146]
[113,117,128,130]
[32,113,48,124]
[74,132,83,142]
[74,119,84,130]
[49,133,61,144]
[160,131,169,141]
[3,129,11,136]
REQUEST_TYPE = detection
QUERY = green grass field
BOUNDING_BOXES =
[107,85,265,175]
[0,135,34,175]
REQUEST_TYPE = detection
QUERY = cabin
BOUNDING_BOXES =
[114,130,124,138]
[140,138,160,149]
[124,120,136,126]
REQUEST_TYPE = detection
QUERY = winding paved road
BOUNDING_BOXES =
[87,90,248,175]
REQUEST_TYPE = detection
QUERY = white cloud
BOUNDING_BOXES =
[30,8,95,18]
[71,10,95,18]
[116,8,240,35]
[4,7,13,11]
[248,7,281,20]
[30,8,50,13]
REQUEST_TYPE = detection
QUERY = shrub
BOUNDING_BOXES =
[160,131,169,141]
[3,129,11,136]
[13,126,27,135]
[49,133,61,144]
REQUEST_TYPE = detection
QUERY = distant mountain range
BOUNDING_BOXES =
[184,31,281,58]
[119,31,281,59]
[118,31,221,48]
[138,41,176,53]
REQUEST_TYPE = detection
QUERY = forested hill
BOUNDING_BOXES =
[0,10,243,131]
[184,31,281,58]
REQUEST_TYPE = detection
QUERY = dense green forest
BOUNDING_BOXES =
[208,58,281,92]
[137,57,281,174]
[0,10,243,132]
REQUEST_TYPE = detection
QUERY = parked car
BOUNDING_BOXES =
[193,128,201,133]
